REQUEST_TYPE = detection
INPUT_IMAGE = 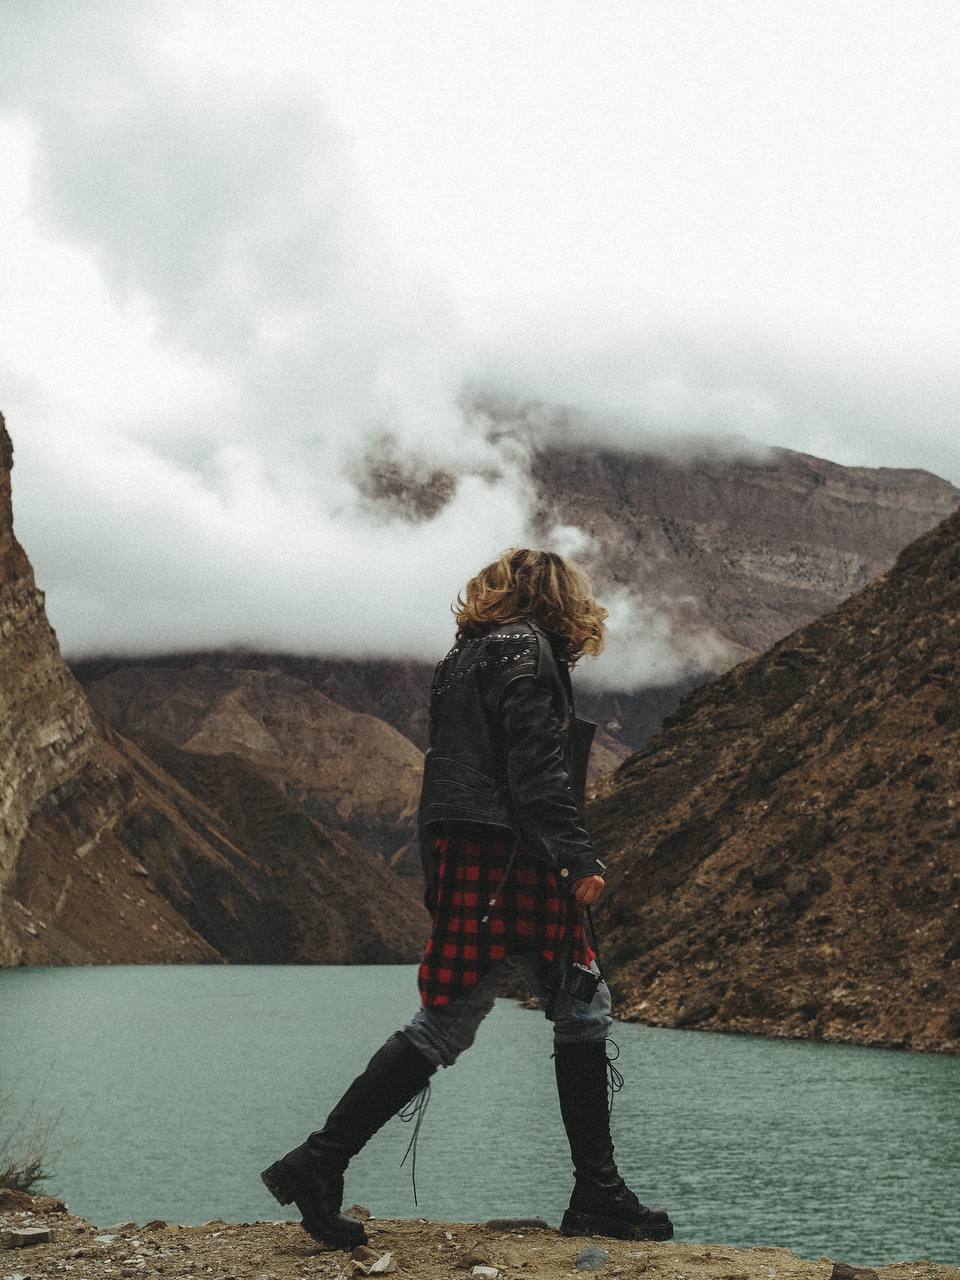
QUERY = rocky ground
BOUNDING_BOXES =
[2,1194,956,1280]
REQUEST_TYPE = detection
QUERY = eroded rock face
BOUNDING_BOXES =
[0,413,428,965]
[530,441,960,662]
[0,415,100,963]
[588,505,960,1053]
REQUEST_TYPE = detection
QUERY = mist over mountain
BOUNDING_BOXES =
[63,425,959,898]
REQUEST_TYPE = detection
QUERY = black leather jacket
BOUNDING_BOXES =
[417,618,607,912]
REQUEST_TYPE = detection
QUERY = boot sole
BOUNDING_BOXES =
[560,1207,674,1242]
[260,1161,367,1249]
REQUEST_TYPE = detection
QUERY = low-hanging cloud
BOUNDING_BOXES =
[464,302,960,483]
[0,0,742,690]
[1,1,537,663]
[2,1,956,696]
[571,584,736,695]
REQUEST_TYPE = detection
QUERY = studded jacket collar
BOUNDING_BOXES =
[417,618,605,912]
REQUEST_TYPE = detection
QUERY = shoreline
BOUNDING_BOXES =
[3,1193,958,1280]
[4,961,959,1060]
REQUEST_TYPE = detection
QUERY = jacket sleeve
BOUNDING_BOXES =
[495,672,607,890]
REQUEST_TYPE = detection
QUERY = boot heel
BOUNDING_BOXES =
[260,1161,295,1205]
[560,1208,674,1242]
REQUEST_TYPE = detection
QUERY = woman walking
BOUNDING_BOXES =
[260,548,674,1248]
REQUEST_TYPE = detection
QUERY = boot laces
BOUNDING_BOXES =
[398,1081,432,1206]
[605,1038,624,1117]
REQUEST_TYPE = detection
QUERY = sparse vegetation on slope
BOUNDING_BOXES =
[589,508,960,1053]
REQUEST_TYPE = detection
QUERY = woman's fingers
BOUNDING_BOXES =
[572,874,605,905]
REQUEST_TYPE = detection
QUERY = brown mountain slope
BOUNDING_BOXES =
[74,658,632,882]
[68,648,632,773]
[15,720,427,965]
[77,664,425,863]
[0,413,427,965]
[587,505,960,1053]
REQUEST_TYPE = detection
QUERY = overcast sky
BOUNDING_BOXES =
[1,0,959,682]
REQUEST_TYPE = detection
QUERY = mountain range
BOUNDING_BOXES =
[2,403,958,1055]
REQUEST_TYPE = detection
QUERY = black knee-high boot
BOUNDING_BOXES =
[261,1031,438,1248]
[554,1040,674,1241]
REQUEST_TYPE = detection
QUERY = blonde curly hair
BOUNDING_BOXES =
[454,547,607,666]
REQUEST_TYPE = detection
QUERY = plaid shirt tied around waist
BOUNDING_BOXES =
[417,820,597,1007]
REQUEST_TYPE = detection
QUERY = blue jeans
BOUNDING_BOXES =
[401,950,612,1069]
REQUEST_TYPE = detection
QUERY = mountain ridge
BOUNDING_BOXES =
[587,502,960,1053]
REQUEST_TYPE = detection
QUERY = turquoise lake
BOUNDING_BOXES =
[1,965,957,1266]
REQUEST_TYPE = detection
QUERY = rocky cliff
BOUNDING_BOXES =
[530,437,960,663]
[0,414,428,965]
[1,414,104,963]
[587,504,960,1053]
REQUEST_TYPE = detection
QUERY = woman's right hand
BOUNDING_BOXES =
[572,874,605,906]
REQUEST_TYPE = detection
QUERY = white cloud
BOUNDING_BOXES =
[544,523,597,562]
[2,0,959,686]
[575,585,736,694]
[0,3,539,662]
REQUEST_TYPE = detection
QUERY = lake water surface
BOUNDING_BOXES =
[1,965,957,1266]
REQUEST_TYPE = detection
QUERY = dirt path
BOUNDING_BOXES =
[2,1194,957,1280]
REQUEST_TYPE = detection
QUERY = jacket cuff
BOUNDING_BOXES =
[556,851,607,890]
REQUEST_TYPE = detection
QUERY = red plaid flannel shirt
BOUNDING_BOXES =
[418,821,597,1007]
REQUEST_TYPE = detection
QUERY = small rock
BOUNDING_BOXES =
[94,1234,119,1243]
[461,1250,493,1269]
[142,1220,168,1232]
[471,1269,500,1279]
[132,862,150,877]
[350,1252,396,1276]
[1,1228,51,1249]
[831,1266,879,1280]
[345,1204,371,1222]
[26,1194,65,1216]
[0,1191,33,1213]
[576,1246,609,1271]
